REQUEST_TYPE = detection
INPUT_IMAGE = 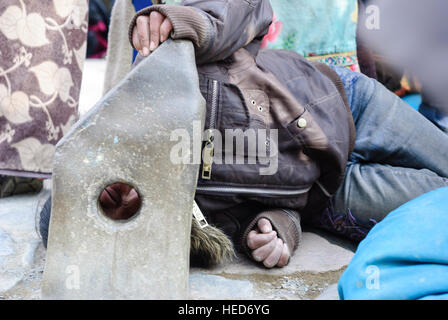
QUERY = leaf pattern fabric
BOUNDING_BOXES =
[0,0,88,177]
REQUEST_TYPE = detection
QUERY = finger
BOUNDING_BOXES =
[149,11,164,51]
[136,15,150,56]
[276,243,290,268]
[263,238,284,268]
[247,230,277,250]
[132,27,142,51]
[252,237,277,262]
[159,17,173,42]
[257,218,272,233]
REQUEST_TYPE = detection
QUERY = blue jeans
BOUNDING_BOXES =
[326,67,448,231]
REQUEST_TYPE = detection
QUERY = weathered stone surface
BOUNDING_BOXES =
[189,231,354,300]
[201,232,354,276]
[315,284,339,300]
[189,274,256,300]
[0,190,47,294]
[41,40,206,300]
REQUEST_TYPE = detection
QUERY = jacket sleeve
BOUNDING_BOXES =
[128,0,273,64]
[240,209,302,258]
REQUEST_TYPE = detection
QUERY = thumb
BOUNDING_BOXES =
[257,218,272,234]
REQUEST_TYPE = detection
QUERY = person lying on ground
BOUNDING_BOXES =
[128,0,447,268]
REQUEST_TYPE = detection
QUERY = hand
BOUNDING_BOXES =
[246,218,290,268]
[98,183,141,220]
[132,11,173,57]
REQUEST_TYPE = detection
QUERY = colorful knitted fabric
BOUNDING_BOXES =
[316,198,377,242]
[306,52,360,72]
[261,0,360,71]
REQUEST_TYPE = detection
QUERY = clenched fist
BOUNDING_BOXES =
[246,218,290,268]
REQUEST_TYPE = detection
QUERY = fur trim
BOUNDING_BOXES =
[190,218,236,268]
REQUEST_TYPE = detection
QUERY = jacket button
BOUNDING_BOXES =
[297,118,307,128]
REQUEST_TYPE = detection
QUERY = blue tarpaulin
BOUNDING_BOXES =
[338,187,448,300]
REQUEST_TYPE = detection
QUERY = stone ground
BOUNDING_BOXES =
[0,59,357,300]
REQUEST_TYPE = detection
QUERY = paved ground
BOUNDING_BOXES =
[189,230,355,300]
[0,59,357,300]
[0,183,355,300]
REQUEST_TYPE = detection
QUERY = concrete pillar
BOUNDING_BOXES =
[41,40,205,299]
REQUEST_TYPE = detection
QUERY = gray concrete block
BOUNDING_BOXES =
[41,40,206,300]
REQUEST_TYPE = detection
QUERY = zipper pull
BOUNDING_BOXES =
[192,201,209,229]
[201,141,214,179]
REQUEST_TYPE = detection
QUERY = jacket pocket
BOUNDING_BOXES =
[285,107,328,150]
[240,89,270,130]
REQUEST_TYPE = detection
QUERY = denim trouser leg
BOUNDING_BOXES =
[330,67,448,226]
[419,102,448,133]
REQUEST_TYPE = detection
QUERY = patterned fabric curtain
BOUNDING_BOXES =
[0,0,88,178]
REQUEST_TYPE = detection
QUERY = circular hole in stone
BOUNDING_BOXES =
[98,182,141,221]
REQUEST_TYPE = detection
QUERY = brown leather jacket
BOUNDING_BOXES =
[129,0,355,255]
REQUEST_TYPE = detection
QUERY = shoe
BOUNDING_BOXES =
[0,175,43,198]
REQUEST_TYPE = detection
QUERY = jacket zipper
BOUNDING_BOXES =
[201,79,218,179]
[196,185,312,197]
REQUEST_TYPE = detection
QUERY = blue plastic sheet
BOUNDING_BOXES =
[338,187,448,300]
